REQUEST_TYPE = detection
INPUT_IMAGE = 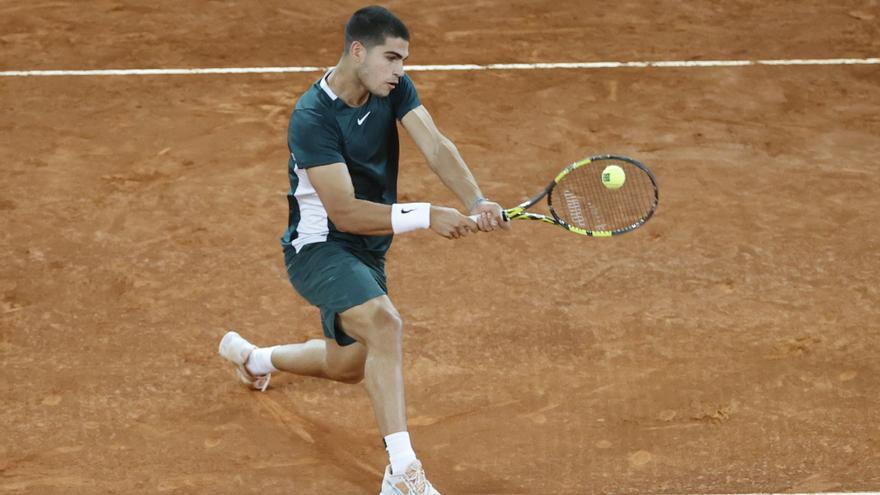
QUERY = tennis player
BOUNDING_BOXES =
[219,6,507,494]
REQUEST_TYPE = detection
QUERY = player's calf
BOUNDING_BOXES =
[325,366,365,384]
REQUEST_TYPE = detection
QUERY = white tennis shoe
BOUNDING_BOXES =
[380,460,441,495]
[218,331,271,392]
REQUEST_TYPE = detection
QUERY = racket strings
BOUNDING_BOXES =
[551,160,657,232]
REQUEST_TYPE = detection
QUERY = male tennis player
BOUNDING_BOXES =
[219,6,506,494]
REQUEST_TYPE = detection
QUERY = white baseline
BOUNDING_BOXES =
[0,57,878,77]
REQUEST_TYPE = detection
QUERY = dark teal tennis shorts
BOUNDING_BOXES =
[283,242,387,346]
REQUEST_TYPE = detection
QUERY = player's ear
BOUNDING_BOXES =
[350,40,366,62]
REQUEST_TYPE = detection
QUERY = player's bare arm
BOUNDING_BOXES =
[306,163,477,239]
[401,105,510,232]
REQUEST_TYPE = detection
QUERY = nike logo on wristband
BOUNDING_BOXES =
[401,209,415,214]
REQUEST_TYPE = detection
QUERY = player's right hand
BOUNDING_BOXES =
[430,206,478,239]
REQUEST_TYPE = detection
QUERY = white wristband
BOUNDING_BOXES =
[391,202,431,234]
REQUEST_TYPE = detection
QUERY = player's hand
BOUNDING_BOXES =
[469,200,510,232]
[430,206,478,239]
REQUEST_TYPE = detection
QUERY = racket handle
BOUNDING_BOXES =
[468,211,509,222]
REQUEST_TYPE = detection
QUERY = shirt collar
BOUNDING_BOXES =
[319,71,338,101]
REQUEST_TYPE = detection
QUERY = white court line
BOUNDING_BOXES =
[0,57,878,77]
[0,66,325,77]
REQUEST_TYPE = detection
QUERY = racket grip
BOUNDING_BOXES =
[468,211,509,222]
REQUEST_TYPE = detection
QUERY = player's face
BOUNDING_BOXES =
[356,36,409,97]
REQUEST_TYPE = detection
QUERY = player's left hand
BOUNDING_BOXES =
[470,200,510,232]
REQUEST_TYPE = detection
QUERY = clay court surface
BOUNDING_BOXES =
[2,1,879,493]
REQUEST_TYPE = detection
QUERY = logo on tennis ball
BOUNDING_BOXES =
[601,165,626,190]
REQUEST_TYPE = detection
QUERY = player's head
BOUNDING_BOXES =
[344,6,410,97]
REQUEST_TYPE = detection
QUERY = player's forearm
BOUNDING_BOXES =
[331,199,443,236]
[427,136,483,209]
[329,199,395,236]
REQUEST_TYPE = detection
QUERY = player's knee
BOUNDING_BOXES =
[342,297,403,350]
[366,305,403,350]
[331,366,365,384]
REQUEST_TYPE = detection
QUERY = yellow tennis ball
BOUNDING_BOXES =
[601,165,626,190]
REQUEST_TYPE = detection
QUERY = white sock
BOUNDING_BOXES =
[245,346,279,376]
[385,431,417,475]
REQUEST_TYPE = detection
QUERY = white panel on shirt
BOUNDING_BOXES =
[290,163,329,252]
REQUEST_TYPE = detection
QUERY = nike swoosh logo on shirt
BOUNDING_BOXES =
[357,111,371,126]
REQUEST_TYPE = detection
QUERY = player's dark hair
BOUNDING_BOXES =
[344,6,409,53]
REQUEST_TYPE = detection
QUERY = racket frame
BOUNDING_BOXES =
[504,154,659,237]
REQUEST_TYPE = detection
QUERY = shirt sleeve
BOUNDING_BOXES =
[287,108,344,169]
[390,74,421,120]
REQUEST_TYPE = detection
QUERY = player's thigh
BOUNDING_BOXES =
[337,295,402,347]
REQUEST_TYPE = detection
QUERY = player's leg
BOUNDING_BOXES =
[336,295,441,493]
[269,338,367,384]
[219,334,366,386]
[336,294,405,435]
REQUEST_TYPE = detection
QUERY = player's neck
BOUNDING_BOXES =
[327,62,370,108]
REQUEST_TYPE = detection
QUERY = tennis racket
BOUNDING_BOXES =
[471,154,659,237]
